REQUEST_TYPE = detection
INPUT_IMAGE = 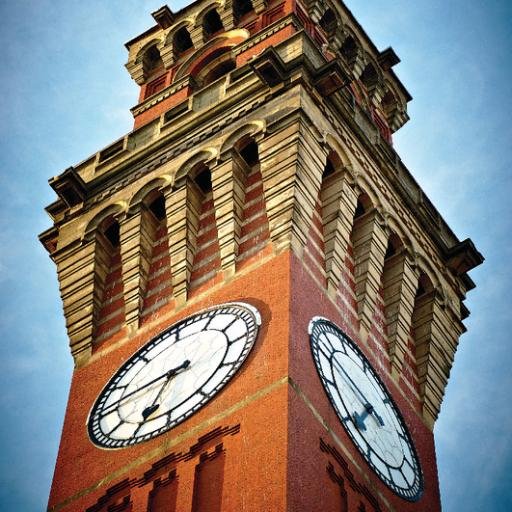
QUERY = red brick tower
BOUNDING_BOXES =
[40,1,483,511]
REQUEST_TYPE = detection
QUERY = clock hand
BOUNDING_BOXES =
[332,358,385,427]
[352,403,385,431]
[99,360,191,418]
[141,359,191,421]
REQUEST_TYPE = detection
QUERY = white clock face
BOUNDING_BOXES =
[88,302,260,448]
[309,317,423,501]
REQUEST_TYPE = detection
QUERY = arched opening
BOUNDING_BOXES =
[203,9,224,39]
[353,193,371,220]
[340,36,358,63]
[188,164,221,290]
[411,272,435,385]
[233,0,254,23]
[147,193,166,221]
[237,138,259,167]
[101,217,120,249]
[143,45,164,79]
[360,63,379,91]
[173,27,194,58]
[231,137,270,267]
[94,216,125,343]
[136,190,172,324]
[319,8,337,35]
[202,58,236,87]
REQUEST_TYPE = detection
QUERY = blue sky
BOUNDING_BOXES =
[0,1,510,510]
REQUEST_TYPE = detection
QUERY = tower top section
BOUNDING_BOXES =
[124,0,411,134]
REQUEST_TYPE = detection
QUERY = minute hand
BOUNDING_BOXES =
[99,360,190,418]
[332,357,384,426]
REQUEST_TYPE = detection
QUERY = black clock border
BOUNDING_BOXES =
[87,302,260,449]
[309,317,424,502]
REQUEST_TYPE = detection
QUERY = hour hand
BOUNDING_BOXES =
[353,403,385,431]
[166,359,191,378]
[140,360,191,421]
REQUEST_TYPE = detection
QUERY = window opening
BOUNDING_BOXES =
[203,9,223,38]
[174,27,193,56]
[319,9,337,34]
[143,45,164,78]
[239,140,259,167]
[202,59,236,86]
[103,221,120,247]
[149,195,166,221]
[234,0,253,22]
[322,159,335,179]
[194,168,213,193]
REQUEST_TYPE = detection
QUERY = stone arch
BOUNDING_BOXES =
[360,60,382,93]
[323,132,355,171]
[135,38,165,65]
[339,32,361,64]
[219,121,266,157]
[193,0,224,27]
[414,253,443,293]
[174,149,218,185]
[174,30,249,81]
[383,214,416,255]
[84,202,127,241]
[165,19,195,47]
[233,0,254,23]
[352,172,383,213]
[128,176,173,214]
[319,7,338,35]
[202,8,224,39]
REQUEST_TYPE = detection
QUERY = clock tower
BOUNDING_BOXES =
[41,1,483,511]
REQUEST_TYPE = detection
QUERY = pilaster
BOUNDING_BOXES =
[352,208,388,335]
[259,119,325,256]
[413,290,464,428]
[321,170,358,298]
[211,151,248,278]
[382,249,419,376]
[54,234,111,367]
[119,205,159,332]
[164,178,202,305]
[220,2,235,31]
[252,0,268,15]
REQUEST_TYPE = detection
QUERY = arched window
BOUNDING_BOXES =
[233,0,253,23]
[360,63,379,91]
[203,9,223,38]
[173,27,193,58]
[202,58,236,87]
[143,45,164,79]
[340,36,358,63]
[319,8,337,35]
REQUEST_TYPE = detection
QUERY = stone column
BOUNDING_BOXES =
[211,151,248,278]
[259,118,326,256]
[413,290,464,429]
[320,169,358,298]
[352,208,388,336]
[164,178,202,305]
[119,204,158,333]
[382,248,419,377]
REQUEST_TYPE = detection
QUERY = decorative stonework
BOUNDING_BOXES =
[351,208,388,335]
[382,248,420,376]
[164,179,202,305]
[211,151,249,277]
[42,2,481,429]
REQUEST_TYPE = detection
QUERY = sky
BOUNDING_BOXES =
[0,0,510,510]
